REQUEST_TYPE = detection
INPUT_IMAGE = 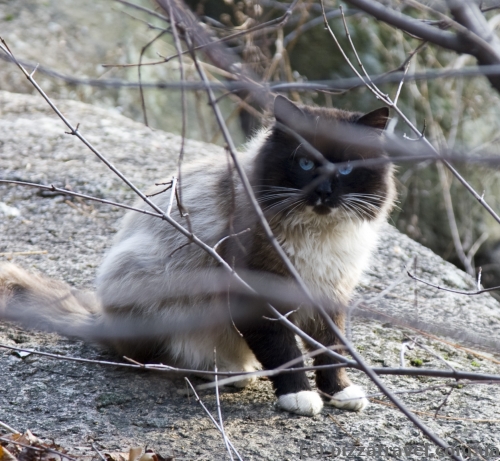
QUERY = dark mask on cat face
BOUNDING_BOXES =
[254,96,393,221]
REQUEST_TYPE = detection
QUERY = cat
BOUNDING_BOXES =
[0,95,395,416]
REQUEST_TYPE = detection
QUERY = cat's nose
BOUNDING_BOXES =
[316,180,332,201]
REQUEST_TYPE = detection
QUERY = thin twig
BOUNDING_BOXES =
[0,343,345,380]
[437,162,475,276]
[184,379,243,461]
[0,180,164,219]
[407,270,500,295]
[434,385,455,418]
[339,5,376,88]
[213,228,252,253]
[400,339,415,367]
[411,337,457,373]
[0,250,48,257]
[393,62,410,107]
[114,0,169,22]
[3,340,498,388]
[0,421,20,434]
[371,398,500,422]
[166,176,178,217]
[137,29,170,126]
[199,345,348,390]
[91,443,107,461]
[7,44,500,93]
[0,436,77,461]
[327,414,362,446]
[320,0,382,99]
[167,0,191,233]
[451,437,489,461]
[213,349,234,461]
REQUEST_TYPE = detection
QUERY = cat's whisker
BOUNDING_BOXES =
[350,200,381,213]
[344,199,380,214]
[254,186,302,194]
[341,199,375,221]
[261,194,303,213]
[344,194,380,202]
[267,198,305,224]
[254,185,301,190]
[345,194,385,205]
[344,202,377,220]
[257,192,300,203]
[346,192,385,199]
[339,203,356,226]
[343,203,364,225]
[262,199,294,212]
[343,198,376,213]
[284,199,306,218]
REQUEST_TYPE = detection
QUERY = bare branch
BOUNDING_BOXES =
[184,379,243,461]
[341,0,463,51]
[407,269,500,295]
[0,421,19,435]
[0,180,164,219]
[0,436,77,461]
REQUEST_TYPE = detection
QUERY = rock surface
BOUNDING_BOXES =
[0,0,244,144]
[1,90,500,460]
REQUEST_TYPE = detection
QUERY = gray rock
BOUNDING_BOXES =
[0,0,245,145]
[1,90,499,460]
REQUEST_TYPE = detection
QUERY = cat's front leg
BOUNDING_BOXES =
[235,303,323,416]
[305,311,369,411]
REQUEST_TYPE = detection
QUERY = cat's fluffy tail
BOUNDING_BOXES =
[0,263,100,338]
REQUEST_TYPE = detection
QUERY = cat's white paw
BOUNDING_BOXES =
[327,385,369,411]
[277,391,323,416]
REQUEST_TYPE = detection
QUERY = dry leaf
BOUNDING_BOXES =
[128,447,143,461]
[104,452,128,461]
[138,453,156,461]
[14,431,39,447]
[0,446,18,461]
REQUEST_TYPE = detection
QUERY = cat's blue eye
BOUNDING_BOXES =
[338,162,352,175]
[299,158,314,171]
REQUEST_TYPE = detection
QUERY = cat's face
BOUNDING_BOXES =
[254,96,394,222]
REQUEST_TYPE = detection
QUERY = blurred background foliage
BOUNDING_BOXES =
[2,0,500,291]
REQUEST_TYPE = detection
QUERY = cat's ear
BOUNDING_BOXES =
[274,95,306,127]
[356,107,390,131]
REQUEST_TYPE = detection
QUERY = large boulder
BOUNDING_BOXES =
[1,90,499,460]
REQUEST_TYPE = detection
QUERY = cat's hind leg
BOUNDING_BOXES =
[169,328,261,388]
[196,362,258,389]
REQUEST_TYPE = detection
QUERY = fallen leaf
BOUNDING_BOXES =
[0,446,18,461]
[128,447,143,461]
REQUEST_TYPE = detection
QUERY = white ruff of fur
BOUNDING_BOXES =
[278,391,324,416]
[276,206,386,308]
[327,384,369,411]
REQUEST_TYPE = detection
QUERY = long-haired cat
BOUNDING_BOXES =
[0,96,395,416]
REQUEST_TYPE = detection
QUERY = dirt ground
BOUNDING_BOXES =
[1,90,500,460]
